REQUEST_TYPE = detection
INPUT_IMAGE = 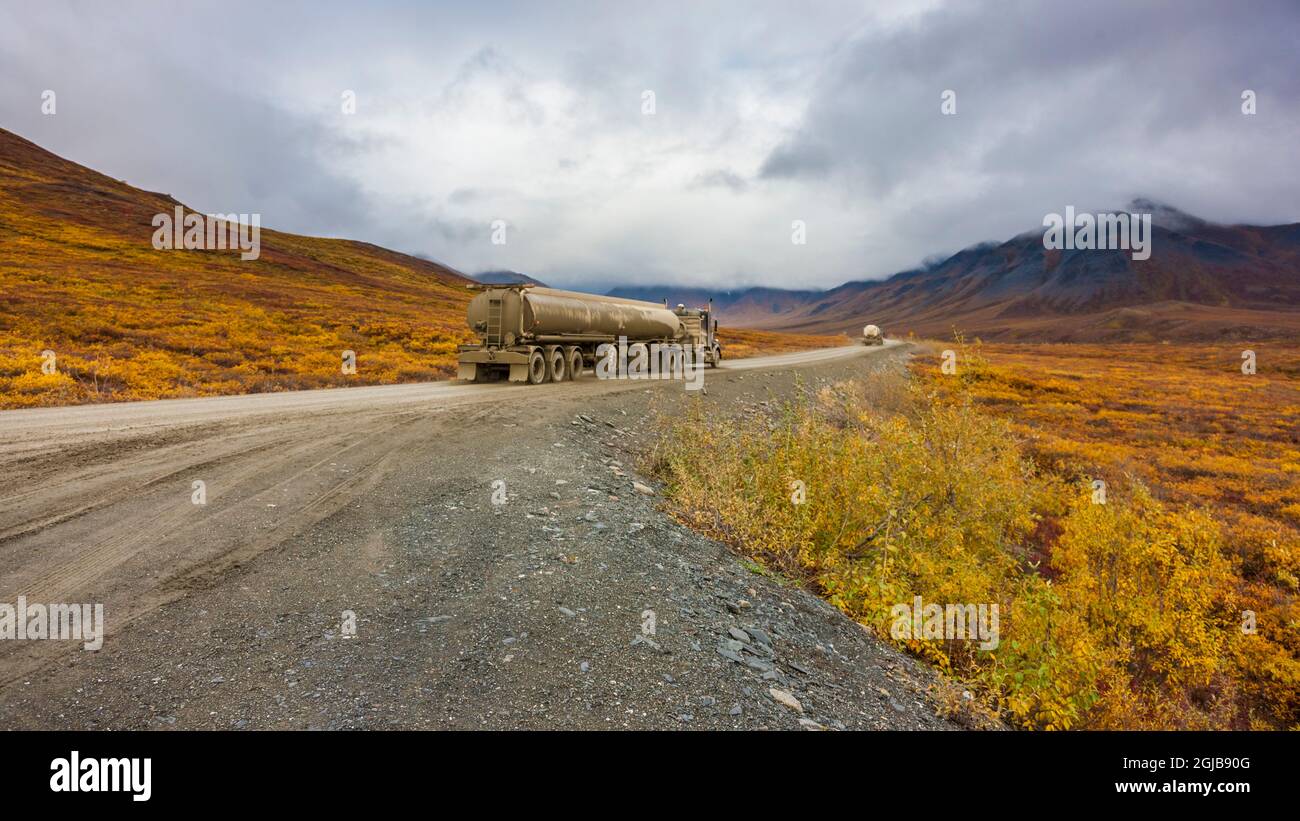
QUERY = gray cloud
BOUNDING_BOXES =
[0,0,1296,290]
[691,168,749,192]
[759,142,834,180]
[758,0,1300,227]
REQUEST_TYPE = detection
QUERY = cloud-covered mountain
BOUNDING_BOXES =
[604,286,822,326]
[631,204,1300,341]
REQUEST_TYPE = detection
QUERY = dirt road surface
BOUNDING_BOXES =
[0,341,967,730]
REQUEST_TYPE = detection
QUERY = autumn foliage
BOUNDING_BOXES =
[0,129,480,408]
[648,340,1299,729]
[715,327,850,360]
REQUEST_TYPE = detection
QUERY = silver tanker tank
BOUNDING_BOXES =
[466,287,684,343]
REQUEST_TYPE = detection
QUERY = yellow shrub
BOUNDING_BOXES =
[649,356,1291,730]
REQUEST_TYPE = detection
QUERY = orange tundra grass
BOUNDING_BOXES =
[647,340,1299,729]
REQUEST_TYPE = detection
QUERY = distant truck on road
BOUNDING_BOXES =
[457,285,722,383]
[862,324,884,346]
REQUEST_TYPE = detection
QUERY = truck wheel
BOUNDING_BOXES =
[566,347,583,380]
[527,349,547,384]
[546,346,567,382]
[710,345,722,367]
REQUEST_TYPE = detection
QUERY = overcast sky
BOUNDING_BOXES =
[2,0,1297,291]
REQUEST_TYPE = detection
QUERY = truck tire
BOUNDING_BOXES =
[710,345,722,367]
[546,346,567,382]
[527,349,548,384]
[566,347,583,380]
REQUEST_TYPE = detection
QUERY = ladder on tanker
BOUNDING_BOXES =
[486,298,503,347]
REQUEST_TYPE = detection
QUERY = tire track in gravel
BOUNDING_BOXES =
[158,414,425,595]
[0,412,427,689]
[0,436,291,542]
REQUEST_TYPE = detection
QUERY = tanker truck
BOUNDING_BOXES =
[456,285,722,383]
[861,324,884,346]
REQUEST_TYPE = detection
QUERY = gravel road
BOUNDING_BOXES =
[0,341,970,730]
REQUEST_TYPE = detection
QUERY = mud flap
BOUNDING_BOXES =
[508,363,529,382]
[458,363,480,381]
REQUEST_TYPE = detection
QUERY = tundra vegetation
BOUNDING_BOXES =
[648,340,1299,729]
[0,283,837,407]
[0,180,475,407]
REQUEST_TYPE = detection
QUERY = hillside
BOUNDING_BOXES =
[646,204,1300,342]
[471,270,548,286]
[0,127,481,408]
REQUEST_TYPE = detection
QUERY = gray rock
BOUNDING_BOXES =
[761,668,785,682]
[717,646,744,664]
[744,656,776,673]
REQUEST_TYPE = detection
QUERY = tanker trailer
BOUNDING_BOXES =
[457,285,721,384]
[861,324,884,346]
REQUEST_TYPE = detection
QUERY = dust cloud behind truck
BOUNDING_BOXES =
[457,285,722,383]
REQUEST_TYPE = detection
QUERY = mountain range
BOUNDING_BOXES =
[612,201,1300,341]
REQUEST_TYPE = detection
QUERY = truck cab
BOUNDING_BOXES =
[672,302,722,367]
